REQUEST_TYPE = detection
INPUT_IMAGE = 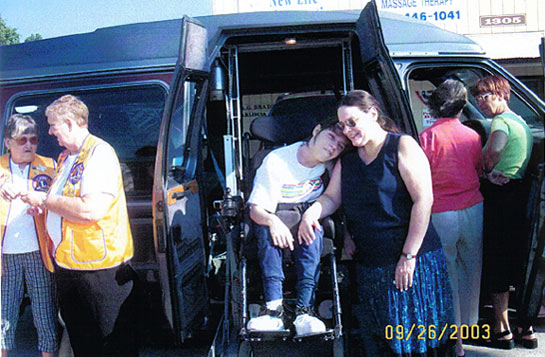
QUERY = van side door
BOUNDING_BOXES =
[356,0,416,135]
[153,16,210,344]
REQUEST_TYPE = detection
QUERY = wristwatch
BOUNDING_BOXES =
[402,252,417,260]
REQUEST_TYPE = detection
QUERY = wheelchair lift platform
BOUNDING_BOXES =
[244,328,336,342]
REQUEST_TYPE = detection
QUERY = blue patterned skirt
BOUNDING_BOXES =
[355,249,454,355]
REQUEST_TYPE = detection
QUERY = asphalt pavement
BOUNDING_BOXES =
[11,304,210,357]
[462,322,545,357]
[10,303,545,356]
[460,306,545,357]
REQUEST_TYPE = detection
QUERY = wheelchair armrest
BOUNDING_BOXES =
[319,214,343,258]
[322,237,335,257]
[320,216,336,240]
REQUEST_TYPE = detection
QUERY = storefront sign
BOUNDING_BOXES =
[377,0,467,31]
[238,0,342,12]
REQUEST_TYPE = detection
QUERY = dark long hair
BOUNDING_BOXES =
[338,90,401,133]
[428,79,467,118]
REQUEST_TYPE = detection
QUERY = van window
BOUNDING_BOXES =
[7,84,166,194]
[166,79,201,183]
[407,66,543,136]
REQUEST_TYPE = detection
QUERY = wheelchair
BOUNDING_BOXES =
[210,110,346,356]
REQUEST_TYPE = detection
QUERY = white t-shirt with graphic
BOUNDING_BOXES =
[248,142,325,213]
[46,144,119,248]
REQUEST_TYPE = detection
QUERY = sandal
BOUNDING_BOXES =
[514,327,538,349]
[485,330,514,350]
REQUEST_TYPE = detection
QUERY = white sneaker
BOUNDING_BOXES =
[247,308,284,331]
[293,313,326,336]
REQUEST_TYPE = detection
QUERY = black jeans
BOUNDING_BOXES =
[481,179,528,295]
[55,263,138,357]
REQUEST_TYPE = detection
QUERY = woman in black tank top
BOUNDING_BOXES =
[299,90,455,356]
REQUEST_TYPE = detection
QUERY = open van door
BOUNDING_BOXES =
[356,0,417,136]
[153,16,210,344]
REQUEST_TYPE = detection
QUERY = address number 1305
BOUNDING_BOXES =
[480,14,526,27]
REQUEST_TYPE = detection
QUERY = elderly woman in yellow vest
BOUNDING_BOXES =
[21,94,136,357]
[0,114,58,357]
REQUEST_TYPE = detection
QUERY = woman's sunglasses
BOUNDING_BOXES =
[13,136,39,146]
[475,92,493,102]
[336,118,358,131]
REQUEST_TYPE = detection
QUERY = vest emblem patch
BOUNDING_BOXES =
[68,162,85,185]
[32,174,52,192]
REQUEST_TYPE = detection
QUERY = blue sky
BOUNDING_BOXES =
[1,0,213,41]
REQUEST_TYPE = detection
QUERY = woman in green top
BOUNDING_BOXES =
[472,75,535,350]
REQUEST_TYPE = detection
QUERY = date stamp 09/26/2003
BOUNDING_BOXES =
[385,324,491,341]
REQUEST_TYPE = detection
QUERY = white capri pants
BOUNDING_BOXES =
[431,201,483,326]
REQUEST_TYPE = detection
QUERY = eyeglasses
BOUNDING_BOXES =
[13,136,39,146]
[335,118,358,131]
[475,92,493,102]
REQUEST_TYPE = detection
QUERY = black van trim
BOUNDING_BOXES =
[0,66,176,87]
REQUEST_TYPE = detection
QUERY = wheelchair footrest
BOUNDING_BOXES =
[246,329,291,341]
[293,328,335,342]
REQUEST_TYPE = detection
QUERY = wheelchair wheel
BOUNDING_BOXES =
[333,336,345,357]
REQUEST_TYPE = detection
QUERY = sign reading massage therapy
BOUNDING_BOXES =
[376,0,468,32]
[230,1,468,33]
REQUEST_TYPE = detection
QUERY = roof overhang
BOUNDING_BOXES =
[466,31,545,60]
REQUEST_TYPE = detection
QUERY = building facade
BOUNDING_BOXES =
[212,0,544,100]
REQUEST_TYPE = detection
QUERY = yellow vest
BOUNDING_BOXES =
[0,154,56,273]
[52,134,133,270]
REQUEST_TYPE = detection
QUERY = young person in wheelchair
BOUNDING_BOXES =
[246,120,349,336]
